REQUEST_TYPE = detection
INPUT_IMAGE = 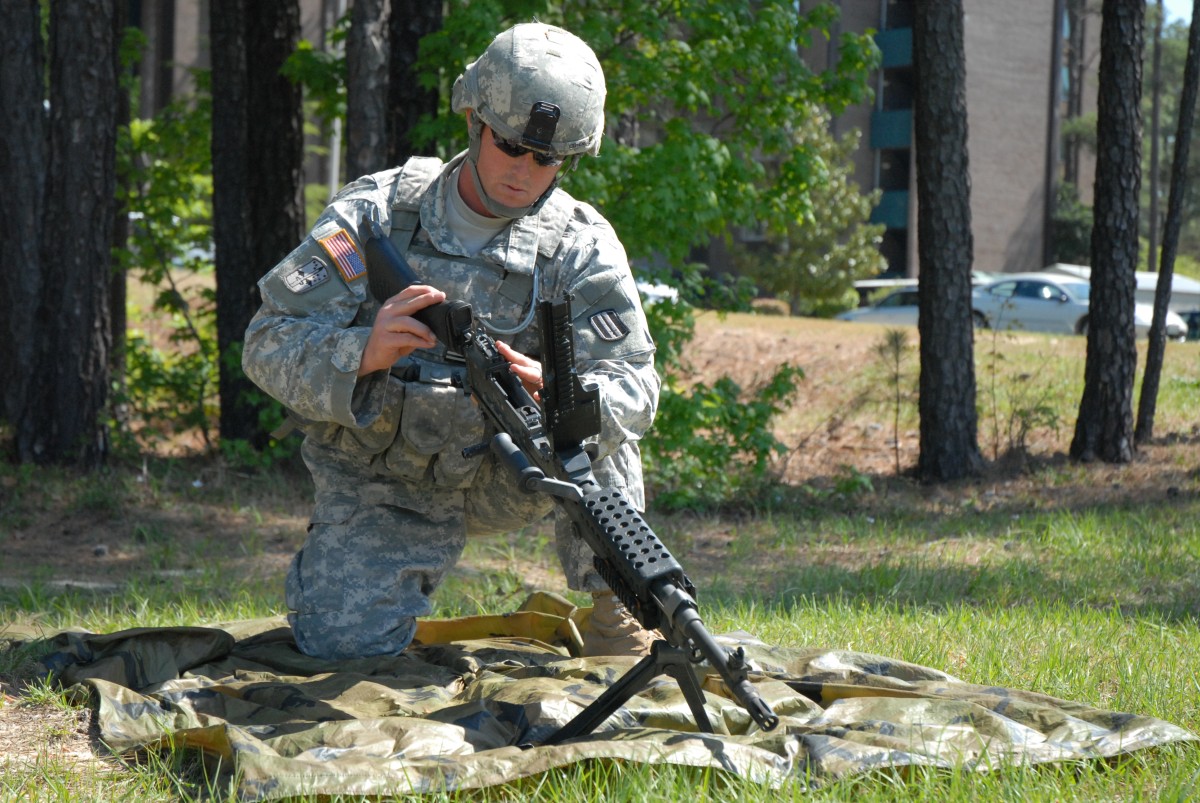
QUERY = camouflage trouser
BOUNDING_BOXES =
[464,447,608,595]
[286,441,606,660]
[286,493,452,659]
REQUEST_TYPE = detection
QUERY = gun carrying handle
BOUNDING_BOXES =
[488,433,545,491]
[486,433,587,503]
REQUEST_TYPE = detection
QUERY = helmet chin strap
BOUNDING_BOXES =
[466,115,560,220]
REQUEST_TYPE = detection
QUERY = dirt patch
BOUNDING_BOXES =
[680,312,1200,499]
[0,643,108,779]
[0,468,306,596]
[0,688,99,775]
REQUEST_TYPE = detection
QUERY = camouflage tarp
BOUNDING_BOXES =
[22,593,1196,800]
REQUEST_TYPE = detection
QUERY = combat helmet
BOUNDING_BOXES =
[452,22,607,218]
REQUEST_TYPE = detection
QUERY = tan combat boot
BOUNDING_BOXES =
[582,592,658,657]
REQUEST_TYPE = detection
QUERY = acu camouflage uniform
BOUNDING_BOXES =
[242,153,659,660]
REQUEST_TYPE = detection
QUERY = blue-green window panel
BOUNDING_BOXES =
[871,109,913,150]
[875,28,913,69]
[871,190,909,230]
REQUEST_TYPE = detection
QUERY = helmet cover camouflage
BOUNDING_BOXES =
[452,23,606,160]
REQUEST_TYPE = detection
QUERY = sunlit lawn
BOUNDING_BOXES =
[3,321,1199,800]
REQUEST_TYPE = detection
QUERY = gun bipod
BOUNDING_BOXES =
[531,638,714,747]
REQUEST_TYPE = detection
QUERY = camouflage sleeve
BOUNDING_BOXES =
[549,218,660,466]
[242,182,392,429]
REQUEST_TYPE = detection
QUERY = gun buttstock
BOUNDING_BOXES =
[358,214,471,350]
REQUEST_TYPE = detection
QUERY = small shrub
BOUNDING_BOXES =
[644,364,804,511]
[750,298,790,316]
[872,328,915,475]
[833,464,875,497]
[978,332,1064,463]
[114,74,219,456]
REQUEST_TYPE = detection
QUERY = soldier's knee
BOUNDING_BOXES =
[289,611,417,659]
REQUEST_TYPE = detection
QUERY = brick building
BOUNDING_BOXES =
[807,0,1100,279]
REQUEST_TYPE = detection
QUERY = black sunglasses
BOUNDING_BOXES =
[490,128,564,167]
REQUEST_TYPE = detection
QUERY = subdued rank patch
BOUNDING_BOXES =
[318,228,367,283]
[284,257,331,294]
[589,309,630,342]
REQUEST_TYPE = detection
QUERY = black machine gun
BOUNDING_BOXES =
[359,216,780,744]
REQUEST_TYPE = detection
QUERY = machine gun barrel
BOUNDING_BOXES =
[662,583,781,731]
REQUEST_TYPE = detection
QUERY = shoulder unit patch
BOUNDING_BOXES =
[284,256,331,294]
[589,309,630,342]
[317,228,367,282]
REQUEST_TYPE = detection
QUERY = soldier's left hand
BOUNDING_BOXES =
[495,340,543,400]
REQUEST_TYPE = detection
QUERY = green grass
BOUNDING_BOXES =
[4,495,1200,800]
[2,329,1199,800]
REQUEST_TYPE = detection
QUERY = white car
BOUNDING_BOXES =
[836,288,920,326]
[971,272,1188,341]
[636,280,680,306]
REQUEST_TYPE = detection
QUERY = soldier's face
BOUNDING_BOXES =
[469,123,562,216]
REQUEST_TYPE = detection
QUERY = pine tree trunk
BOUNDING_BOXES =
[1137,0,1200,443]
[0,0,45,434]
[212,0,304,447]
[1064,0,1091,188]
[913,0,983,482]
[211,0,256,446]
[347,0,390,179]
[17,0,118,466]
[1071,0,1143,464]
[387,0,441,164]
[110,0,132,429]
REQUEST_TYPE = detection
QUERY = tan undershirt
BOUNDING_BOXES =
[447,166,508,256]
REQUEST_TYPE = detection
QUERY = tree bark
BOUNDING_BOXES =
[211,0,256,446]
[387,0,441,164]
[1071,0,1143,464]
[212,0,304,447]
[111,0,132,427]
[1146,0,1163,279]
[1136,0,1200,443]
[245,2,304,272]
[347,0,389,179]
[0,0,45,437]
[912,0,984,482]
[17,0,118,466]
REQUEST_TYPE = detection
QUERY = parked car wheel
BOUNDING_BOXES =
[1075,316,1088,336]
[972,311,990,329]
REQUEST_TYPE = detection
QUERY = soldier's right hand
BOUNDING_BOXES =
[358,284,447,376]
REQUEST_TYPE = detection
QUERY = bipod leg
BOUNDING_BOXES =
[538,639,713,746]
[663,650,714,734]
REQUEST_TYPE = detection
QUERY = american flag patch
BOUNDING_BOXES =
[317,228,367,282]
